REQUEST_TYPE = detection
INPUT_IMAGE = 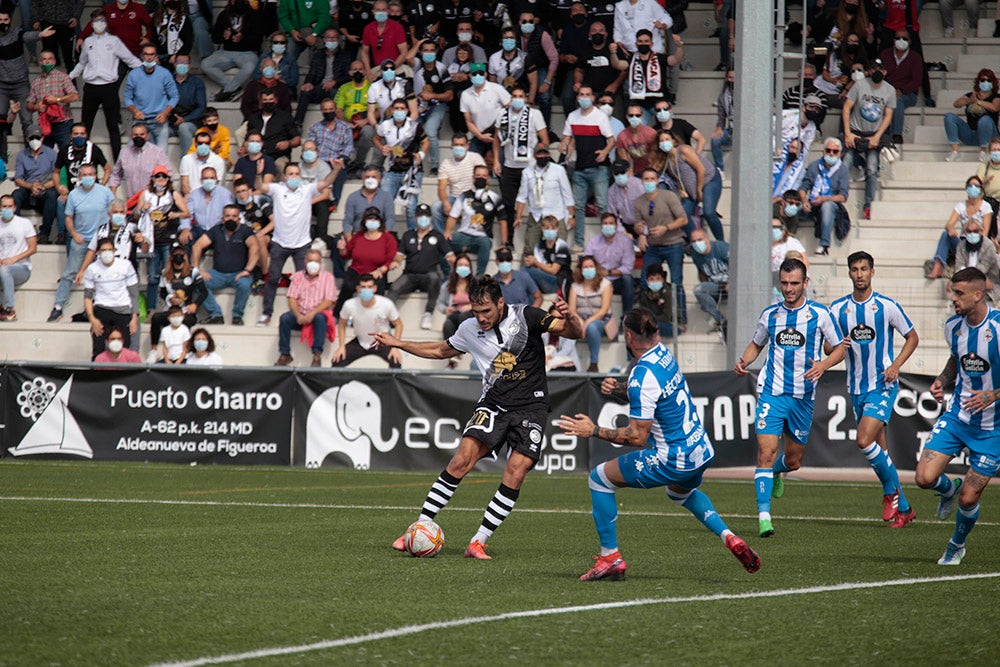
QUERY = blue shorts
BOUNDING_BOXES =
[851,387,898,425]
[618,448,712,490]
[755,393,814,445]
[926,413,1000,477]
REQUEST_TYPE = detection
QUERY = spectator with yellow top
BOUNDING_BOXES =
[185,107,231,167]
[334,60,373,175]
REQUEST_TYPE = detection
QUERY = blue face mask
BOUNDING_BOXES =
[72,135,87,147]
[692,240,708,254]
[302,149,317,163]
[471,73,486,86]
[453,146,467,159]
[247,141,262,154]
[382,69,396,83]
[286,177,301,189]
[968,185,982,198]
[784,203,800,217]
[360,288,376,301]
[659,140,673,153]
[374,11,388,22]
[175,63,189,76]
[455,265,472,278]
[520,21,535,34]
[511,98,526,111]
[656,109,671,123]
[392,110,407,123]
[422,51,437,63]
[823,154,840,167]
[772,227,785,241]
[193,338,209,352]
[581,267,597,280]
[201,178,216,192]
[365,219,381,231]
[578,97,592,110]
[498,261,513,274]
[601,224,617,237]
[628,115,642,128]
[196,143,211,157]
[614,173,629,186]
[80,175,96,188]
[502,38,516,52]
[142,60,157,70]
[643,181,657,194]
[967,232,982,245]
[646,281,663,292]
[111,212,126,226]
[542,229,558,241]
[0,208,14,221]
[980,80,994,93]
[416,215,431,229]
[325,41,339,51]
[262,66,276,79]
[992,151,1000,163]
[272,43,286,54]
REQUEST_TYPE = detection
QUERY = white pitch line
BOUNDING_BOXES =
[1,495,998,527]
[151,572,1000,667]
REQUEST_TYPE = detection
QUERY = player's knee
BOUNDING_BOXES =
[914,468,937,489]
[588,464,614,492]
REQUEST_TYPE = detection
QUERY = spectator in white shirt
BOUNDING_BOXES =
[432,134,486,232]
[514,146,574,257]
[331,274,404,368]
[460,62,512,157]
[179,131,227,195]
[84,237,139,360]
[0,195,37,322]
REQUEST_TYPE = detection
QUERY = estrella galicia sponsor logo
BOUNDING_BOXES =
[776,327,805,348]
[960,353,990,377]
[305,381,399,469]
[850,324,875,344]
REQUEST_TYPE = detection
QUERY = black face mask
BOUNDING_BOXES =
[590,33,605,46]
[171,255,186,265]
[845,43,859,54]
[351,71,365,83]
[636,44,651,55]
[786,151,798,162]
[323,111,337,122]
[802,77,815,88]
[205,122,218,130]
[261,102,276,113]
[535,156,549,168]
[224,219,239,232]
[132,136,146,149]
[572,14,586,26]
[473,177,488,190]
[0,23,9,34]
[844,4,858,15]
[871,70,884,83]
[804,108,823,122]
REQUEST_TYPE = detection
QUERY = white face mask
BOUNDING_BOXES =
[851,70,865,82]
[107,339,124,353]
[99,249,115,265]
[894,38,909,51]
[306,261,321,275]
[169,316,183,327]
[363,177,379,191]
[28,138,42,151]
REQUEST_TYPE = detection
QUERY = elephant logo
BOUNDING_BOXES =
[305,381,399,468]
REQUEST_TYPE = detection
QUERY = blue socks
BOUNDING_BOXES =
[953,502,980,547]
[773,455,791,475]
[932,474,955,496]
[754,468,773,517]
[588,465,619,553]
[668,488,730,537]
[861,443,910,512]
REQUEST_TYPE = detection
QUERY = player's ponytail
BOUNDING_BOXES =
[623,307,659,341]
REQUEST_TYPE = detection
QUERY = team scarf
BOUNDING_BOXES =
[772,143,808,197]
[395,164,422,206]
[501,106,532,163]
[629,53,662,100]
[809,160,841,201]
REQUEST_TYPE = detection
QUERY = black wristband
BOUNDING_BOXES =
[592,424,599,438]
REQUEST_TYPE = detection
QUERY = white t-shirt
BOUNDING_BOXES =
[771,237,807,272]
[460,82,512,134]
[495,107,545,167]
[268,182,319,249]
[0,214,36,268]
[185,351,224,366]
[83,257,139,309]
[952,200,994,233]
[161,323,191,361]
[179,152,227,191]
[341,294,399,350]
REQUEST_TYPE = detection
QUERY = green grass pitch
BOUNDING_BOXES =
[3,460,998,666]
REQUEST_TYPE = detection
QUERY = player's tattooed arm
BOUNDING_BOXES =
[930,357,958,403]
[594,418,652,447]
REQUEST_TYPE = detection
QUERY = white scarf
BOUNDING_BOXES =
[629,54,661,100]
[500,107,532,163]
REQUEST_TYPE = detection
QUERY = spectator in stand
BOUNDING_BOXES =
[191,204,258,325]
[0,12,49,157]
[585,211,636,312]
[151,0,193,67]
[360,1,408,72]
[411,39,454,176]
[572,20,625,117]
[596,91,625,137]
[13,127,59,243]
[771,217,808,276]
[136,166,189,310]
[568,254,614,372]
[637,263,676,337]
[57,167,117,309]
[232,177,273,289]
[782,63,826,112]
[446,165,509,274]
[773,99,822,198]
[808,1,875,64]
[616,103,658,174]
[489,26,536,102]
[275,248,338,367]
[75,196,151,287]
[182,166,233,244]
[925,176,994,279]
[185,327,224,365]
[26,50,78,152]
[609,30,682,123]
[953,218,1000,302]
[240,61,293,122]
[492,86,548,226]
[799,137,849,256]
[69,9,141,161]
[607,160,645,235]
[387,203,455,330]
[149,243,205,348]
[944,70,1000,164]
[461,62,512,157]
[0,195,36,322]
[342,166,396,242]
[262,33,299,96]
[295,29,353,126]
[843,60,894,222]
[652,129,724,241]
[94,326,142,363]
[32,0,81,68]
[375,98,429,231]
[156,304,191,364]
[773,189,804,236]
[84,237,139,359]
[180,132,227,195]
[441,21,487,69]
[880,29,923,145]
[688,227,729,341]
[523,215,573,295]
[108,124,171,201]
[812,32,868,111]
[298,140,334,241]
[634,166,687,323]
[977,137,1000,228]
[514,11,558,125]
[879,0,934,108]
[308,100,354,212]
[613,0,673,56]
[711,68,735,171]
[168,54,206,157]
[334,61,374,173]
[514,145,574,256]
[435,135,486,232]
[278,0,331,62]
[124,44,179,151]
[939,0,977,39]
[650,99,706,153]
[202,0,263,103]
[560,84,615,251]
[494,246,543,307]
[437,253,475,350]
[332,274,404,368]
[366,60,416,129]
[232,131,277,193]
[75,0,151,58]
[338,0,371,57]
[333,206,399,318]
[55,126,110,220]
[246,89,300,170]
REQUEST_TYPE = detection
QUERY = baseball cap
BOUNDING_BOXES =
[469,62,487,74]
[381,59,396,69]
[495,246,513,262]
[802,93,823,106]
[416,203,432,216]
[873,57,884,68]
[26,125,41,139]
[151,164,170,176]
[612,159,630,174]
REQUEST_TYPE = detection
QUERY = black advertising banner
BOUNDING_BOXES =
[293,372,592,473]
[2,366,294,465]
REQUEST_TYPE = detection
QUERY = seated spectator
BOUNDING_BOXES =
[925,176,993,279]
[232,132,277,193]
[332,274,403,368]
[514,146,574,258]
[26,50,77,152]
[75,198,151,283]
[261,33,299,96]
[584,212,636,312]
[812,32,868,110]
[772,189,804,237]
[150,243,205,346]
[446,165,508,274]
[607,160,645,235]
[181,166,233,245]
[375,98,429,230]
[246,89,300,170]
[710,67,735,170]
[772,99,820,198]
[798,137,849,256]
[437,253,475,341]
[444,44,475,137]
[495,246,542,307]
[615,104,658,174]
[687,228,729,341]
[944,69,1000,164]
[953,219,1000,303]
[94,326,143,364]
[522,215,572,295]
[84,237,139,360]
[186,107,232,167]
[880,29,922,145]
[433,134,485,232]
[294,29,353,127]
[169,54,207,155]
[567,254,613,372]
[977,137,1000,229]
[275,249,338,367]
[179,131,227,195]
[782,63,827,113]
[637,264,676,337]
[278,0,329,62]
[157,304,192,364]
[543,305,583,371]
[0,196,37,322]
[12,126,58,243]
[771,217,808,275]
[202,0,263,103]
[185,327,224,365]
[333,60,374,172]
[305,98,353,212]
[191,204,259,324]
[386,203,454,330]
[334,206,399,318]
[241,61,293,121]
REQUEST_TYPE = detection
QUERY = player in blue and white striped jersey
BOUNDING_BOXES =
[915,267,1000,565]
[735,258,846,538]
[558,308,760,581]
[829,252,920,527]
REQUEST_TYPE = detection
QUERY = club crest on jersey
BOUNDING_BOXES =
[776,327,805,348]
[986,328,994,342]
[961,353,990,376]
[492,351,517,373]
[850,324,875,344]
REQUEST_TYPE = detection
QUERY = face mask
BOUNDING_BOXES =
[72,135,87,148]
[28,139,42,151]
[599,103,613,116]
[845,44,860,55]
[169,316,184,327]
[416,215,431,229]
[520,22,535,34]
[573,13,587,25]
[272,43,286,54]
[352,70,365,83]
[224,219,239,231]
[262,66,276,79]
[374,11,388,22]
[535,156,550,168]
[364,177,379,190]
[133,136,146,149]
[636,44,651,55]
[301,148,318,163]
[455,265,472,278]
[844,3,858,15]
[154,183,166,192]
[659,140,673,153]
[471,73,486,86]
[237,195,252,205]
[542,229,558,241]
[787,150,799,162]
[365,219,381,231]
[581,267,597,280]
[692,240,708,254]
[980,80,994,93]
[143,60,157,70]
[656,109,671,123]
[320,111,339,124]
[851,70,865,82]
[772,227,785,241]
[80,175,96,188]
[201,178,216,192]
[643,181,657,194]
[502,38,516,52]
[171,254,186,265]
[452,146,467,159]
[871,71,884,84]
[511,98,526,111]
[306,260,321,275]
[261,102,276,113]
[421,51,437,64]
[41,63,55,74]
[382,69,396,83]
[601,224,616,237]
[646,281,663,292]
[578,97,592,110]
[784,204,800,217]
[196,143,211,157]
[325,41,339,51]
[100,250,115,264]
[823,154,840,167]
[392,110,407,123]
[474,177,488,190]
[175,63,189,76]
[804,108,823,122]
[458,32,472,43]
[497,261,513,274]
[966,233,982,245]
[193,338,209,352]
[112,213,127,227]
[107,339,124,353]
[614,173,629,186]
[286,177,301,190]
[359,287,376,301]
[0,208,14,221]
[591,33,605,46]
[894,38,909,51]
[991,151,1000,163]
[247,141,262,154]
[967,185,982,198]
[628,115,642,128]
[93,20,107,33]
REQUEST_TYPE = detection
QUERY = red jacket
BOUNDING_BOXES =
[880,47,923,96]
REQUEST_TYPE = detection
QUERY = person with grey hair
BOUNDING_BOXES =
[798,137,850,256]
[75,197,151,284]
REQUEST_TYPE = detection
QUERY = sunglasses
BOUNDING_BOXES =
[824,148,840,154]
[627,114,642,119]
[154,174,169,179]
[648,200,655,214]
[272,40,287,44]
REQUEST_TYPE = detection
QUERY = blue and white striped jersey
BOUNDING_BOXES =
[752,300,844,398]
[627,343,714,471]
[945,309,1000,430]
[830,292,914,394]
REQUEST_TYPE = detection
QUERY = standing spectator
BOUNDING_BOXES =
[232,132,277,193]
[939,0,977,39]
[93,326,142,363]
[412,39,454,175]
[434,135,486,232]
[461,62,512,157]
[585,211,636,312]
[13,128,59,243]
[180,132,227,196]
[953,219,1000,302]
[609,31,681,123]
[334,61,374,172]
[493,86,549,227]
[108,124,171,200]
[514,145,574,256]
[799,137,850,256]
[308,99,355,214]
[653,128,725,241]
[880,30,923,145]
[607,160,645,234]
[191,205,258,325]
[522,215,572,295]
[616,103,658,174]
[152,0,193,66]
[185,327,223,365]
[572,20,625,115]
[333,207,399,318]
[943,70,1000,164]
[560,84,615,251]
[279,0,332,62]
[446,165,508,274]
[445,44,476,136]
[298,140,334,242]
[331,274,404,368]
[137,167,189,310]
[169,54,206,156]
[634,167,687,322]
[232,177,273,288]
[879,0,934,108]
[76,0,151,58]
[55,124,110,210]
[0,11,49,152]
[489,26,536,100]
[294,29,353,126]
[124,44,179,151]
[262,32,300,95]
[149,243,205,347]
[494,246,543,307]
[202,0,263,103]
[360,1,408,72]
[275,248,338,367]
[441,21,487,69]
[710,68,735,171]
[76,193,150,283]
[650,99,706,153]
[246,89,300,170]
[374,98,429,230]
[515,11,559,125]
[386,203,455,330]
[32,0,81,68]
[567,254,613,372]
[365,60,416,127]
[687,228,729,340]
[613,0,673,55]
[83,237,139,359]
[69,9,141,161]
[26,50,78,152]
[0,195,37,322]
[842,59,895,220]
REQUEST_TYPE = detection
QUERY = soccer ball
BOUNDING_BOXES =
[403,520,445,557]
